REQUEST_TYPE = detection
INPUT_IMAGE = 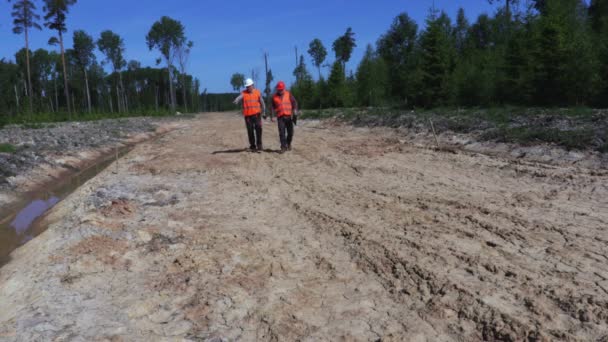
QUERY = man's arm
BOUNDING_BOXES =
[290,94,299,115]
[232,93,243,105]
[259,95,266,115]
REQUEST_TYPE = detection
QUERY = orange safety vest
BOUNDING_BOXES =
[242,89,262,116]
[273,91,293,117]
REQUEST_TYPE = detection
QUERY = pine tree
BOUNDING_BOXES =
[10,0,41,114]
[356,44,388,107]
[418,9,453,107]
[327,61,346,107]
[43,0,77,116]
[376,13,419,104]
[291,56,315,109]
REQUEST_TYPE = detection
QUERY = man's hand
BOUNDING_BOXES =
[293,114,298,126]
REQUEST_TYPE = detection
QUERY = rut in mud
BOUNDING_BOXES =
[0,113,607,341]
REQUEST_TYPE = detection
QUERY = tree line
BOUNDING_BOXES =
[241,0,608,110]
[1,0,200,123]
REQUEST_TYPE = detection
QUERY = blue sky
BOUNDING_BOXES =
[0,1,499,93]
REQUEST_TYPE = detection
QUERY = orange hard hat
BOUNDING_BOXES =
[276,81,286,90]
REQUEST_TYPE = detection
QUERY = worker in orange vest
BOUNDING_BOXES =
[272,81,299,153]
[233,78,266,152]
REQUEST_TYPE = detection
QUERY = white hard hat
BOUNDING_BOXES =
[245,78,254,87]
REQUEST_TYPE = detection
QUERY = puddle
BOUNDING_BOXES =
[0,147,132,267]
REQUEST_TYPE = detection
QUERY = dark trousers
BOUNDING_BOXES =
[277,116,294,148]
[245,114,262,149]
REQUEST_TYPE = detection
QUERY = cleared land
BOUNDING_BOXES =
[0,113,607,341]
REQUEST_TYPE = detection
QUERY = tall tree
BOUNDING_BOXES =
[230,73,245,92]
[307,38,327,79]
[31,48,55,111]
[332,27,357,72]
[97,30,127,112]
[356,44,388,107]
[10,0,42,114]
[146,16,186,112]
[419,9,453,107]
[377,13,419,103]
[263,52,274,114]
[589,0,608,33]
[291,55,315,108]
[176,40,193,112]
[454,8,470,54]
[326,61,346,107]
[589,0,608,105]
[293,55,308,83]
[488,0,520,18]
[43,0,76,116]
[72,30,95,113]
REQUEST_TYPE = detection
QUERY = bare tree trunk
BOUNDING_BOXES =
[14,84,20,112]
[166,60,176,111]
[71,91,76,115]
[264,52,272,117]
[58,31,71,118]
[84,68,92,114]
[181,74,188,112]
[154,85,159,112]
[54,75,59,113]
[25,28,34,115]
[118,72,128,113]
[108,86,114,113]
[116,84,122,113]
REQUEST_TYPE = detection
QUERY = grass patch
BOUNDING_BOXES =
[1,109,177,127]
[481,127,595,150]
[21,123,46,129]
[0,143,16,153]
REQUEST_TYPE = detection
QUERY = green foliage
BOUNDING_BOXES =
[97,30,125,72]
[291,56,316,109]
[418,10,454,107]
[146,16,186,111]
[483,127,596,150]
[10,0,42,34]
[42,0,76,34]
[326,61,347,107]
[308,38,327,78]
[73,30,95,68]
[377,13,419,104]
[200,93,239,112]
[230,73,245,92]
[356,45,388,107]
[146,16,185,61]
[332,27,357,66]
[0,144,17,153]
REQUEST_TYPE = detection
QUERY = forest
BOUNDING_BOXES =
[255,0,608,110]
[2,0,608,125]
[1,0,200,125]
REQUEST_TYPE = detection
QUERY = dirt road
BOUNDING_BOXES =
[1,113,607,341]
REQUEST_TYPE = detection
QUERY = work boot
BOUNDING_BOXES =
[287,145,292,151]
[257,145,263,152]
[249,146,256,152]
[280,146,287,154]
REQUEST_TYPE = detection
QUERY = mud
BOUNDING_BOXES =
[0,113,607,341]
[0,146,133,267]
[0,116,186,208]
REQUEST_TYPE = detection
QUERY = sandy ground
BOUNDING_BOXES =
[0,112,607,341]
